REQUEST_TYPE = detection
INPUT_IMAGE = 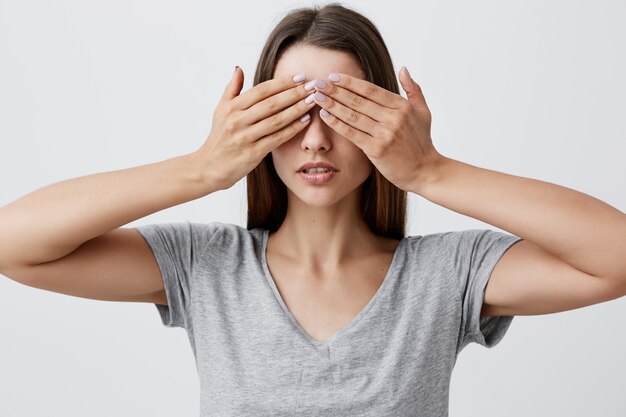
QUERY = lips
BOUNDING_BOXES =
[297,161,338,173]
[299,169,336,185]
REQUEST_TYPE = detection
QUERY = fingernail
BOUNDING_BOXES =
[314,91,326,101]
[314,79,327,89]
[304,80,317,91]
[402,66,411,78]
[300,113,311,122]
[293,72,306,83]
[329,73,341,82]
[233,66,239,76]
[304,93,315,104]
[320,108,331,118]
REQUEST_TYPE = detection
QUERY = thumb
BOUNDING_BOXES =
[220,66,244,104]
[399,66,427,110]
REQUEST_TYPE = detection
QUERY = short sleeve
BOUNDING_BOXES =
[134,221,218,329]
[446,229,523,354]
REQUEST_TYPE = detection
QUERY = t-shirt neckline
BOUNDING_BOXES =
[260,228,406,348]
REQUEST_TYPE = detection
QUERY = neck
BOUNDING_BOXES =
[269,189,381,272]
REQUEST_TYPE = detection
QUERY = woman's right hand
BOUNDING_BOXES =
[195,67,316,190]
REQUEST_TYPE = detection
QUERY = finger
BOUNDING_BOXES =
[254,111,312,155]
[232,72,307,110]
[399,66,430,112]
[245,90,317,141]
[317,107,371,152]
[241,81,315,126]
[326,72,405,109]
[313,82,390,123]
[218,66,245,107]
[312,90,378,137]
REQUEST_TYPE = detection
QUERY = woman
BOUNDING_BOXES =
[0,3,624,416]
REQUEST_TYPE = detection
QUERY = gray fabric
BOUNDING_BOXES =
[135,221,522,416]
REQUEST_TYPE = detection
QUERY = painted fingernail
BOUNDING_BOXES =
[329,73,341,82]
[314,79,327,89]
[314,91,326,101]
[320,109,330,118]
[293,72,306,83]
[300,113,311,122]
[304,80,317,91]
[304,93,315,104]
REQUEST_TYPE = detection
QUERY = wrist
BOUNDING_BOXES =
[184,150,225,194]
[409,152,451,197]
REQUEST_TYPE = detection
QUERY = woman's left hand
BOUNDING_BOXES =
[310,67,442,192]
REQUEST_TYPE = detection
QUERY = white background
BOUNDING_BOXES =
[1,0,624,416]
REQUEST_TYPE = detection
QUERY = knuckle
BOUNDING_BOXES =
[267,112,283,128]
[350,94,364,108]
[237,130,252,142]
[225,119,237,134]
[365,83,377,97]
[322,83,338,96]
[417,107,432,123]
[348,110,360,123]
[215,104,229,119]
[290,87,302,100]
[265,96,279,112]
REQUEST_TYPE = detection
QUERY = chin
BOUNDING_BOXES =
[288,187,348,208]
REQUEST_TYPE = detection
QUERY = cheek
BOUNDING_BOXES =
[271,138,300,167]
[270,148,291,176]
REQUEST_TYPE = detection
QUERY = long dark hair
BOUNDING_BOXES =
[246,3,407,240]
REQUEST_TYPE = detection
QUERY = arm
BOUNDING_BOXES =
[0,151,216,268]
[304,69,625,316]
[412,155,626,315]
[0,70,314,303]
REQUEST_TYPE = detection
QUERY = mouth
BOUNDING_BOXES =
[298,169,336,184]
[299,167,336,174]
[296,161,339,173]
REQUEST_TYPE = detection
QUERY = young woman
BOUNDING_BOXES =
[1,4,624,416]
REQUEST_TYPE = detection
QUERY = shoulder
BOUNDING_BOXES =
[404,228,514,248]
[401,229,519,265]
[188,221,266,255]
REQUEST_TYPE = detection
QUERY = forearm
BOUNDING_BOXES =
[0,151,217,267]
[412,155,626,282]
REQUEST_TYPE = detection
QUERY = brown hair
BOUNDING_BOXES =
[246,3,407,240]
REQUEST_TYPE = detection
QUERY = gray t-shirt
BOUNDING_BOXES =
[135,221,522,416]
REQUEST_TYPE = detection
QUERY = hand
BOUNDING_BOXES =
[309,67,443,192]
[195,67,316,190]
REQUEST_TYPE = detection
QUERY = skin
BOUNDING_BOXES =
[288,44,626,317]
[268,45,401,280]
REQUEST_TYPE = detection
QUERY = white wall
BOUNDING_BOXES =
[1,0,624,415]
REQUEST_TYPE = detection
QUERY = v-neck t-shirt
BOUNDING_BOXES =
[135,221,522,417]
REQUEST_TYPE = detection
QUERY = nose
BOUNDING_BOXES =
[300,109,332,152]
